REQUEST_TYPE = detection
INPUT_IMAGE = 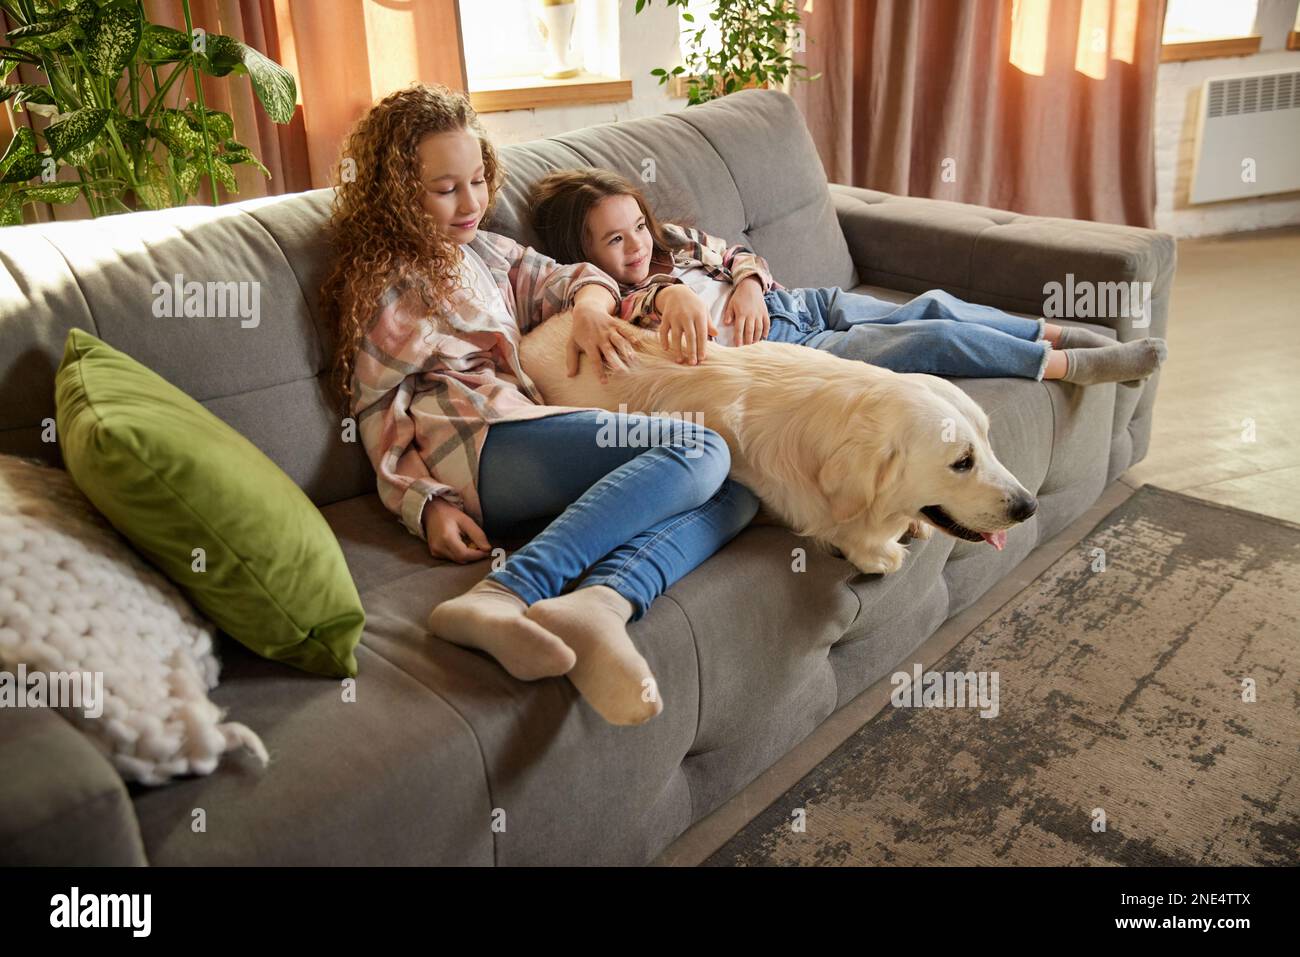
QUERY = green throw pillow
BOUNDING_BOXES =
[54,328,363,678]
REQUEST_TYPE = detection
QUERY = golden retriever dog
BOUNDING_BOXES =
[518,313,1038,575]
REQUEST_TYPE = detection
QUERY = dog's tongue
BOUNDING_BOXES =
[981,530,1007,550]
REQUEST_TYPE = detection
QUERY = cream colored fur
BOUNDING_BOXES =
[519,314,1036,575]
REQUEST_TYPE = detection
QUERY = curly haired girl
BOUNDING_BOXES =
[321,85,758,725]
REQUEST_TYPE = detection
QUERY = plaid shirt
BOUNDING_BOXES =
[619,223,782,326]
[351,230,620,538]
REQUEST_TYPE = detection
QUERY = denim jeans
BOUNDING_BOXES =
[763,287,1050,380]
[477,410,759,622]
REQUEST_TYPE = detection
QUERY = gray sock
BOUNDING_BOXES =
[1053,325,1116,349]
[1061,338,1167,385]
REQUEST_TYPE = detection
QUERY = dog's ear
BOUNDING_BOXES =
[817,437,902,525]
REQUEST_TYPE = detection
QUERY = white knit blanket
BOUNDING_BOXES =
[0,455,267,786]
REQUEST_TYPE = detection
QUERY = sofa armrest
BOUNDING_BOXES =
[831,184,1177,341]
[0,708,147,865]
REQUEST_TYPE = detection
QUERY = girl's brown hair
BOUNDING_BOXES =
[529,168,676,268]
[320,83,502,410]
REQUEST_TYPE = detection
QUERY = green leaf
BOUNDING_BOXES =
[45,108,111,160]
[195,33,244,77]
[18,182,82,204]
[113,115,149,152]
[239,44,296,124]
[0,196,24,227]
[0,84,56,111]
[85,2,144,77]
[184,104,234,142]
[210,156,237,193]
[156,108,205,154]
[134,162,174,210]
[220,140,269,178]
[191,35,295,124]
[8,11,82,54]
[177,159,202,196]
[141,24,191,64]
[62,136,103,168]
[0,128,44,184]
[0,46,42,66]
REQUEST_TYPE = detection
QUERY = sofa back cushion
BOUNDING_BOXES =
[0,190,375,507]
[0,89,853,507]
[490,89,856,291]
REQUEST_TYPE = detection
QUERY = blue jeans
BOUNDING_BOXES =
[476,410,758,622]
[763,287,1050,380]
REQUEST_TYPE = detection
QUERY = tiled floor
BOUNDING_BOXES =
[657,225,1300,865]
[1122,226,1300,524]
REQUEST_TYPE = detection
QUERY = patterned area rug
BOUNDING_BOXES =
[706,486,1300,866]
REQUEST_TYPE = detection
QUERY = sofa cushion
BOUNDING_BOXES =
[129,640,495,866]
[54,329,365,678]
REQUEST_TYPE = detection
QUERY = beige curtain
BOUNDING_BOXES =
[2,0,464,223]
[791,0,1165,227]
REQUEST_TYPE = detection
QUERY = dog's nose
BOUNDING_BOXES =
[1007,495,1038,523]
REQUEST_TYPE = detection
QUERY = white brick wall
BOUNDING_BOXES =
[1155,0,1300,237]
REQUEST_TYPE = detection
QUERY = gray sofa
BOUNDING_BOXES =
[0,89,1174,865]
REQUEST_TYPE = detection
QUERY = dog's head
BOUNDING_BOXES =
[815,374,1037,550]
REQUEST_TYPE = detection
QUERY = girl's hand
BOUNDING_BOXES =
[423,497,493,563]
[657,285,717,365]
[567,299,639,385]
[723,275,770,345]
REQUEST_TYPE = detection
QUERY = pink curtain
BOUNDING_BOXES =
[791,0,1165,227]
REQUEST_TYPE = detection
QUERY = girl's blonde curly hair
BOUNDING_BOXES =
[320,83,503,410]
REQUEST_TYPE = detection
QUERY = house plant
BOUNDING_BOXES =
[0,0,295,223]
[635,0,815,105]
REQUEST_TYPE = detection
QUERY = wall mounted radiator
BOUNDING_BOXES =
[1189,69,1300,204]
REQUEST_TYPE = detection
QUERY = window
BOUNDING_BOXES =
[457,0,630,112]
[1161,0,1262,63]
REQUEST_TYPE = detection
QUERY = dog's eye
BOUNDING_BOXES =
[950,453,975,472]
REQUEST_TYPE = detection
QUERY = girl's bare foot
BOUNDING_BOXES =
[525,585,663,726]
[428,577,576,680]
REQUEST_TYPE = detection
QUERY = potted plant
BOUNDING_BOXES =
[0,0,296,223]
[635,0,816,105]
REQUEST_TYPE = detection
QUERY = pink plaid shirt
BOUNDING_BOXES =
[351,230,620,539]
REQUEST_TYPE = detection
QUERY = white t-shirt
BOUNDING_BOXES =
[670,264,742,347]
[457,244,510,326]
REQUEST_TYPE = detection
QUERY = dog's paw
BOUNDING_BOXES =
[841,541,907,576]
[906,518,934,541]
